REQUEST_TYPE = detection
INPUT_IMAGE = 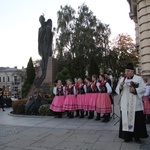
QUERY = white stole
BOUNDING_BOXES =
[122,93,136,132]
[116,77,137,132]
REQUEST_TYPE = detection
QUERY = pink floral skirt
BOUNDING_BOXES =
[50,96,65,112]
[77,94,85,110]
[96,93,112,114]
[63,95,77,111]
[84,93,97,111]
[143,96,150,114]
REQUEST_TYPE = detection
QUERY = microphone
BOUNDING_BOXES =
[123,74,127,82]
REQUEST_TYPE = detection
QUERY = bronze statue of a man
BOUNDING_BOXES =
[38,15,53,58]
[34,15,53,87]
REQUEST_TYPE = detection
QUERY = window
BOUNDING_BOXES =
[14,87,18,92]
[7,76,10,82]
[14,76,17,82]
[3,77,5,82]
[0,77,1,82]
[21,77,23,82]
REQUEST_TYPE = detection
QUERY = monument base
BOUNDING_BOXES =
[28,57,57,96]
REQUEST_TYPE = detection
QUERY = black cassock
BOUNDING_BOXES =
[119,111,148,140]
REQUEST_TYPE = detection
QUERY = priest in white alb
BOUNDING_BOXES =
[116,63,148,143]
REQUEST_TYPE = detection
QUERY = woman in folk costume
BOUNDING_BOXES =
[96,75,112,122]
[76,78,86,118]
[74,77,80,117]
[104,72,114,105]
[50,80,65,118]
[142,78,150,124]
[84,77,94,119]
[116,63,148,143]
[63,79,77,118]
[90,75,100,120]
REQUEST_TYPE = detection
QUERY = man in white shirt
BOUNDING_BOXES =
[116,63,148,143]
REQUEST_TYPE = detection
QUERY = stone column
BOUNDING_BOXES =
[137,0,150,79]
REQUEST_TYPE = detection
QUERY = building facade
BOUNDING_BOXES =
[0,67,25,99]
[127,0,150,80]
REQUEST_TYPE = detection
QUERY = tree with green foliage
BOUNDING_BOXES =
[55,4,111,78]
[89,57,100,77]
[22,57,35,98]
[21,79,31,98]
[107,34,138,78]
[54,5,137,81]
[26,57,35,84]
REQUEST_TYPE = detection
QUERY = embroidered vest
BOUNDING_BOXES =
[86,83,92,93]
[100,82,107,93]
[78,84,85,94]
[66,85,74,95]
[91,82,99,93]
[56,85,64,96]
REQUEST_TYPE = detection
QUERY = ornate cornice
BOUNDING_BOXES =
[127,0,137,23]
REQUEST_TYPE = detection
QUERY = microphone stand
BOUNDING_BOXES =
[113,95,121,125]
[110,94,120,125]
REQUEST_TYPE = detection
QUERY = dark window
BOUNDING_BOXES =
[14,87,18,92]
[7,76,10,82]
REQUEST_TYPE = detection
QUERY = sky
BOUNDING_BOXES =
[0,0,135,69]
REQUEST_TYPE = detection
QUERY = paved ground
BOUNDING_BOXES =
[0,95,150,150]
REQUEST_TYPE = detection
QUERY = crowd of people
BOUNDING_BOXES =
[50,63,150,143]
[0,62,150,144]
[50,73,113,122]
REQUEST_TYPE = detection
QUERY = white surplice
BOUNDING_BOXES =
[116,75,145,132]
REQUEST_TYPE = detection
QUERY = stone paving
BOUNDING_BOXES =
[0,95,150,150]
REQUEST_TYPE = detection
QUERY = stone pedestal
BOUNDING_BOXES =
[28,57,57,96]
[42,57,57,86]
[39,57,57,94]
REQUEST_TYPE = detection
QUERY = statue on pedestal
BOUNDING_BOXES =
[34,15,53,87]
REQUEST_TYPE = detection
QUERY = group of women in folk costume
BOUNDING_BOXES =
[50,74,112,122]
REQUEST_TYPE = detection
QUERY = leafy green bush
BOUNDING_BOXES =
[12,98,28,114]
[39,104,55,116]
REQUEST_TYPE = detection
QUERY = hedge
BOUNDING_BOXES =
[39,104,55,116]
[12,98,28,114]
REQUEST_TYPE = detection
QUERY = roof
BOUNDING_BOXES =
[0,67,21,72]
